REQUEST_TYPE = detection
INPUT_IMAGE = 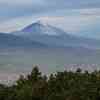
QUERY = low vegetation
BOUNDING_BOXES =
[0,66,100,100]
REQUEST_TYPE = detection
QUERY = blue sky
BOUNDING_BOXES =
[0,0,100,39]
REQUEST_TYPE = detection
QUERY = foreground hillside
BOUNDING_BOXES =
[0,66,100,100]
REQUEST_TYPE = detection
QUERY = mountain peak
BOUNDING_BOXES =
[20,21,67,36]
[35,20,48,26]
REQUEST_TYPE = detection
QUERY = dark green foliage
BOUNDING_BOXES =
[1,66,100,100]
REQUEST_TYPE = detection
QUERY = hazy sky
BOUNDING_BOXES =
[0,0,100,38]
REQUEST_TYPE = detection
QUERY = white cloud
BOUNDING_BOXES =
[78,8,100,17]
[0,16,71,32]
[0,15,97,33]
[0,16,36,32]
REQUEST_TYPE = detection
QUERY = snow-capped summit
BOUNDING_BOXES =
[18,20,67,36]
[35,20,49,26]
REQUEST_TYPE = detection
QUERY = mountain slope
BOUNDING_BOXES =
[13,21,100,49]
[0,33,46,48]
